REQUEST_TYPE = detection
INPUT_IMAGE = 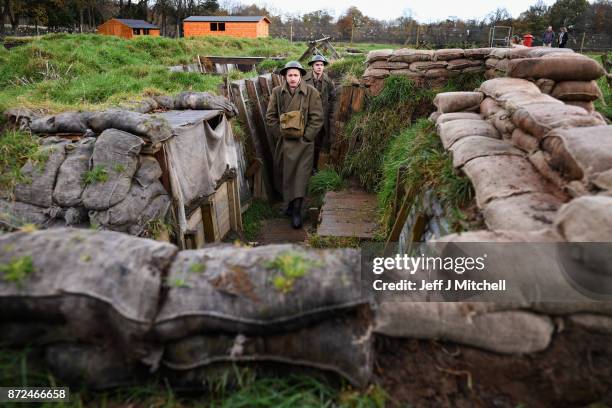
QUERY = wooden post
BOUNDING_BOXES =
[245,80,276,188]
[416,24,421,47]
[385,186,417,252]
[580,32,586,53]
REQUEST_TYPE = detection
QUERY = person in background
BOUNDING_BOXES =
[543,26,555,47]
[266,61,323,229]
[558,27,569,48]
[304,54,336,173]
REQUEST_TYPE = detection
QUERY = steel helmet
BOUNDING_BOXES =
[279,60,307,76]
[308,54,329,66]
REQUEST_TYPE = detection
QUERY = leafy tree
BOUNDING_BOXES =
[548,0,589,28]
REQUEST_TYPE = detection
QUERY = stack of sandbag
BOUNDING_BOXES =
[477,77,608,197]
[155,244,373,388]
[483,46,574,79]
[430,89,568,232]
[0,230,373,389]
[0,228,177,388]
[3,129,171,235]
[363,47,492,95]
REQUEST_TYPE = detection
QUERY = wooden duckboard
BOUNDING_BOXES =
[317,189,379,239]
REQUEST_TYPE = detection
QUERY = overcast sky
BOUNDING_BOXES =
[236,0,562,22]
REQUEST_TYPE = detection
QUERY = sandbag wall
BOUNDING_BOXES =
[374,75,612,354]
[0,228,373,389]
[363,47,494,95]
[1,92,245,246]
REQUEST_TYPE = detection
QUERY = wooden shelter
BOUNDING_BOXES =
[97,19,160,39]
[183,16,270,38]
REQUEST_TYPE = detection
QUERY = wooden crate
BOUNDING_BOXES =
[199,178,242,244]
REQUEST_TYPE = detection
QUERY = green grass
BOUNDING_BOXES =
[0,347,386,408]
[266,250,317,294]
[0,256,34,286]
[308,169,345,207]
[0,34,306,113]
[242,199,278,241]
[82,164,108,185]
[378,119,474,232]
[0,129,41,197]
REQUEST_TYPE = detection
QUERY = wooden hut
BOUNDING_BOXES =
[183,16,270,38]
[97,19,160,39]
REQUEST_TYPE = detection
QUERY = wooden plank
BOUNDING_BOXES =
[271,74,282,87]
[317,189,379,239]
[186,208,205,248]
[202,200,220,242]
[385,186,418,251]
[392,166,407,221]
[351,86,366,113]
[258,75,271,118]
[411,213,428,242]
[245,79,275,186]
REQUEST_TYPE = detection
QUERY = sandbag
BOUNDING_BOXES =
[173,92,238,117]
[362,68,390,78]
[497,91,562,111]
[3,108,35,129]
[52,137,95,207]
[533,302,612,316]
[433,49,465,61]
[388,49,434,63]
[368,60,411,70]
[154,244,366,340]
[0,228,177,357]
[478,77,541,99]
[437,119,500,149]
[14,139,68,208]
[30,112,92,135]
[464,48,494,59]
[447,58,483,70]
[551,80,603,102]
[528,47,575,58]
[541,126,612,187]
[479,97,503,118]
[433,92,484,114]
[375,302,553,354]
[489,110,516,135]
[489,48,511,59]
[511,128,540,153]
[387,69,425,78]
[461,65,485,74]
[88,110,172,145]
[485,57,500,69]
[153,95,176,110]
[462,155,561,208]
[81,129,143,210]
[529,150,566,190]
[569,314,612,334]
[435,228,563,243]
[536,78,556,95]
[409,61,448,72]
[162,314,373,388]
[483,193,563,231]
[435,112,482,125]
[0,199,49,230]
[511,103,605,139]
[449,135,523,168]
[134,156,163,187]
[565,100,595,113]
[555,196,612,241]
[46,343,149,389]
[366,49,393,63]
[425,68,451,79]
[125,97,160,114]
[89,181,169,234]
[507,56,606,81]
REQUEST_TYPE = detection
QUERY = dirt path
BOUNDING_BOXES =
[375,324,612,407]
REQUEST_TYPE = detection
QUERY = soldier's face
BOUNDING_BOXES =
[286,69,301,89]
[312,61,325,75]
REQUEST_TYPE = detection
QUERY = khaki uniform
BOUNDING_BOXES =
[304,71,336,152]
[266,80,324,206]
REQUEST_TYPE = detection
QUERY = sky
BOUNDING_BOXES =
[236,0,561,22]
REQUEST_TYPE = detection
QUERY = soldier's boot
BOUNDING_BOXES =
[291,198,303,229]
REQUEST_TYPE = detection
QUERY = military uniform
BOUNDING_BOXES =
[266,79,324,208]
[304,70,336,167]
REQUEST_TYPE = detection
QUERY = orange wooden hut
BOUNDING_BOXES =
[97,19,160,39]
[183,16,270,38]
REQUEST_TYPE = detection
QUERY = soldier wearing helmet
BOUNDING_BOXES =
[266,61,323,229]
[304,54,336,172]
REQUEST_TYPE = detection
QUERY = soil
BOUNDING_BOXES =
[375,322,612,407]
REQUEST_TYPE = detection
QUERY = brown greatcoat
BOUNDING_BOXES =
[304,70,336,150]
[266,79,323,206]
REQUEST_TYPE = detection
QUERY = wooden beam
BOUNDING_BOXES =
[385,186,418,252]
[245,79,276,188]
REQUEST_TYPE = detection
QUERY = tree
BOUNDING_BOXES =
[485,7,512,26]
[337,6,365,42]
[548,0,589,28]
[515,0,549,35]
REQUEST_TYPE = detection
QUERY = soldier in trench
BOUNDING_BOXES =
[304,54,336,173]
[266,61,324,229]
